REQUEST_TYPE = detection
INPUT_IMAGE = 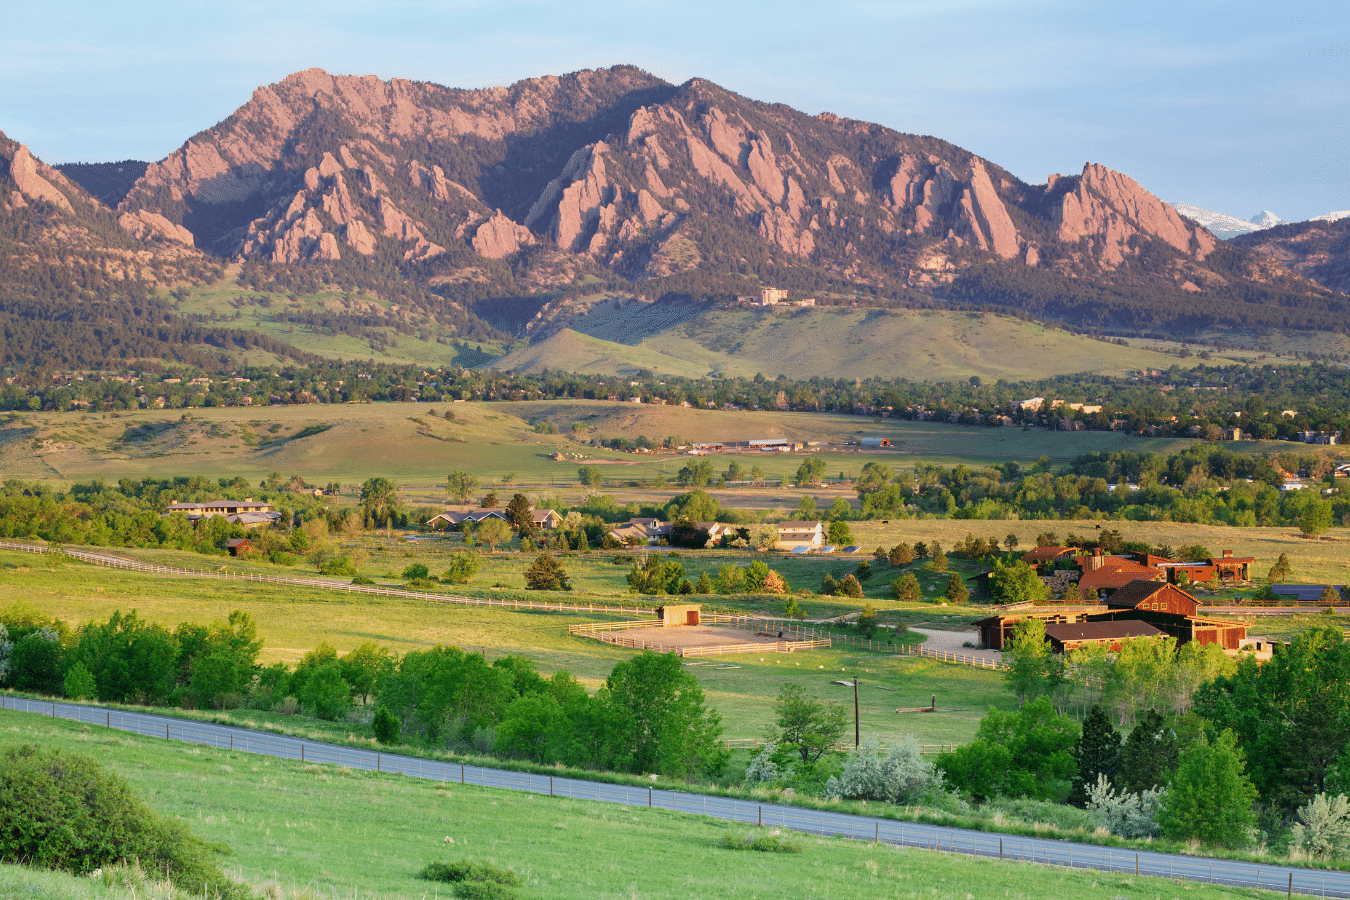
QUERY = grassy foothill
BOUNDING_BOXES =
[1,397,1283,487]
[0,710,1273,900]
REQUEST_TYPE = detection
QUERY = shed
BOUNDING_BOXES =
[657,604,701,627]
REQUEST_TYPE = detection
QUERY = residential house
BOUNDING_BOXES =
[531,509,563,530]
[427,509,509,530]
[607,518,672,546]
[163,499,280,528]
[775,521,824,550]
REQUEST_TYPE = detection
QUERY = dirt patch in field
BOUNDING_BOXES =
[605,625,780,650]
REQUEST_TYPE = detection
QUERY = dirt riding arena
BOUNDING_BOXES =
[582,624,831,658]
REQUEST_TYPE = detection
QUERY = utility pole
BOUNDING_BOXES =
[853,676,860,748]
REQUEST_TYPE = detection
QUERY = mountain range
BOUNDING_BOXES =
[1170,204,1349,240]
[2,65,1349,380]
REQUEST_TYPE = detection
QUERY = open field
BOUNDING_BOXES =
[4,397,1315,488]
[497,304,1256,381]
[171,270,510,368]
[0,711,1270,900]
[0,550,1009,744]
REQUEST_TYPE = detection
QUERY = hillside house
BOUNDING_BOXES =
[775,521,824,550]
[163,499,280,528]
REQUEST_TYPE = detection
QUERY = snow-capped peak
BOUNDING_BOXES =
[1249,210,1283,228]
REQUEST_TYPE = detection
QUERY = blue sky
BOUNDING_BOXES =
[3,0,1346,221]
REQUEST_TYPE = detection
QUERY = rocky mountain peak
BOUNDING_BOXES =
[1051,162,1215,266]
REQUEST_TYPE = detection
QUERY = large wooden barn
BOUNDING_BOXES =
[974,579,1249,654]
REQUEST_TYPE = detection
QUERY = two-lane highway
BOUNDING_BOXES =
[3,694,1345,897]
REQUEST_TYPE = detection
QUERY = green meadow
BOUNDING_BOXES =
[0,710,1276,900]
[0,549,1008,746]
[1,397,1294,488]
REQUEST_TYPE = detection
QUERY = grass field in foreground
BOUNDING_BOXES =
[0,710,1271,900]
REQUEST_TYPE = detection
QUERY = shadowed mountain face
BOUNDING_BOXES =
[1232,219,1350,296]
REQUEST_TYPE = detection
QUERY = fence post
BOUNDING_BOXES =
[648,786,652,807]
[461,764,465,784]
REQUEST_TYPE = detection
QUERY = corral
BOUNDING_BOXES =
[569,617,832,657]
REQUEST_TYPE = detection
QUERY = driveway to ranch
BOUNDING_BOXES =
[908,627,1003,665]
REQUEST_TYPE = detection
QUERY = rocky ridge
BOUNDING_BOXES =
[108,66,1232,295]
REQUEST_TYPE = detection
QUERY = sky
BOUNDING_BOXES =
[3,0,1347,222]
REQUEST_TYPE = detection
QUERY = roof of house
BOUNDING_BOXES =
[1021,546,1077,564]
[777,521,823,532]
[1078,561,1162,590]
[1104,579,1183,609]
[1044,620,1164,643]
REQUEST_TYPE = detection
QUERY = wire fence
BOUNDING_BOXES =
[0,693,1341,898]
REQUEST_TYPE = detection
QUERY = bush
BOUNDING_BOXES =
[826,735,943,804]
[441,552,481,585]
[373,705,401,745]
[320,556,358,577]
[0,745,245,897]
[742,741,783,788]
[351,575,375,585]
[719,827,801,853]
[421,859,521,898]
[1085,774,1164,839]
[1290,792,1350,859]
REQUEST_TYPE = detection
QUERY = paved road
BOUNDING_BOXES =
[3,695,1344,897]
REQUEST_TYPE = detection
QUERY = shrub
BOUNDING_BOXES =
[1290,792,1350,859]
[0,745,245,897]
[421,859,521,898]
[1085,774,1164,839]
[63,660,96,700]
[524,553,570,590]
[373,705,401,745]
[441,552,481,585]
[320,556,358,577]
[351,575,375,585]
[742,741,783,788]
[719,827,801,853]
[827,735,943,804]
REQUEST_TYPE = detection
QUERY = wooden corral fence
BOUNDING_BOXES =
[0,541,654,617]
[567,620,662,634]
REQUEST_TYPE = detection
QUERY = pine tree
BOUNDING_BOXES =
[944,573,969,604]
[1159,729,1258,848]
[1069,705,1121,807]
[524,552,570,591]
[858,602,878,638]
[1117,709,1179,793]
[695,571,712,594]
